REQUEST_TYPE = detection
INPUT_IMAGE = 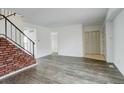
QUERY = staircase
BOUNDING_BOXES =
[0,9,36,77]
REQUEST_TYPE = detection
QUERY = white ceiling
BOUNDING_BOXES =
[12,8,108,27]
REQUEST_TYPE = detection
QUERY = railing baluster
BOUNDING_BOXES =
[20,32,21,45]
[22,35,24,48]
[5,19,7,37]
[27,38,28,50]
[10,24,12,39]
[15,28,17,42]
[30,41,31,53]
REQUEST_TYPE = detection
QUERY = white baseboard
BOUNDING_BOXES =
[58,54,83,58]
[0,63,38,80]
[114,62,124,76]
[36,53,52,58]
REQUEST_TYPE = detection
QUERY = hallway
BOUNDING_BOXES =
[0,55,124,84]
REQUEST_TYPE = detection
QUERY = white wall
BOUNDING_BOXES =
[105,21,114,63]
[36,26,52,58]
[112,9,124,75]
[105,9,122,63]
[23,23,83,58]
[24,24,83,58]
[24,22,52,58]
[105,9,124,75]
[52,24,83,57]
[100,25,106,56]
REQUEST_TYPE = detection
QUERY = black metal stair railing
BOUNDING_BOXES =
[0,9,16,20]
[0,13,16,20]
[0,14,35,57]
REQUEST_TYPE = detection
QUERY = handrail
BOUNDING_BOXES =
[0,14,35,44]
[0,14,35,57]
[0,13,16,20]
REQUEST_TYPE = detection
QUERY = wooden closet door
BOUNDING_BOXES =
[85,31,100,54]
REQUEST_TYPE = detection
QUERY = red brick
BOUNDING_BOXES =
[0,37,36,77]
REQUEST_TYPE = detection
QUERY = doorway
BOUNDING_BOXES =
[51,32,58,55]
[84,31,105,61]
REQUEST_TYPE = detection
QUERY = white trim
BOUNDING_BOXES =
[0,63,37,80]
[114,62,124,76]
[58,54,83,58]
[36,52,52,58]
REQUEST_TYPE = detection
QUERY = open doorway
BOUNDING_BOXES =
[84,31,105,61]
[51,32,58,55]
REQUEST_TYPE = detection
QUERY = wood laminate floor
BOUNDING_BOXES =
[85,54,105,61]
[0,55,124,84]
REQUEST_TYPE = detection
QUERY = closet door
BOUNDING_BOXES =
[85,31,100,54]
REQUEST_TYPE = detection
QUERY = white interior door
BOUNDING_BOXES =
[51,32,58,53]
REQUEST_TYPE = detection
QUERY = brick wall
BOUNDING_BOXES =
[0,37,36,76]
